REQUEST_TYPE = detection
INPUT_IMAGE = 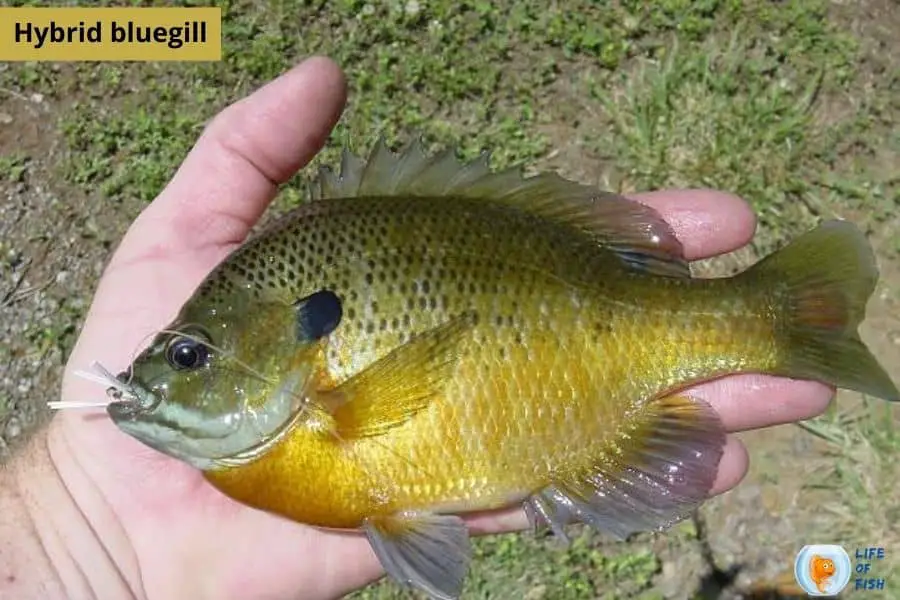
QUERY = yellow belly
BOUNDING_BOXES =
[204,324,609,527]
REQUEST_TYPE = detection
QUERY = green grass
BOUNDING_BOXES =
[4,0,888,240]
[351,527,669,599]
[797,399,900,597]
[0,153,30,184]
[594,33,827,243]
[0,0,898,598]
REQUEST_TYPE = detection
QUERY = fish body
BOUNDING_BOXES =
[202,200,763,528]
[203,195,742,517]
[107,140,899,599]
[810,554,836,593]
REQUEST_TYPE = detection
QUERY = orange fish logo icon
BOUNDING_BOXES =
[794,545,851,596]
[809,554,836,593]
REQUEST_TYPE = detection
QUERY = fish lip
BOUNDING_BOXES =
[106,398,143,421]
[106,371,159,420]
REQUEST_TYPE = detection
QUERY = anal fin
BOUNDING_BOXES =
[527,394,725,541]
[364,512,472,600]
[523,491,573,544]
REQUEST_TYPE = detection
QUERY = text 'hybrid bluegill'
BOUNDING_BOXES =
[91,139,899,599]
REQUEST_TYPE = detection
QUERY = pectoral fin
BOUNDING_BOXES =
[526,394,726,541]
[323,311,477,439]
[364,512,472,600]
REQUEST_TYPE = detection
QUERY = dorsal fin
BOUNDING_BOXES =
[307,137,690,278]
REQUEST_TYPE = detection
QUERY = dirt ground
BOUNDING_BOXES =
[1,2,899,599]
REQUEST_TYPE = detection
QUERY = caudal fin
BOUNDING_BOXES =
[744,219,899,402]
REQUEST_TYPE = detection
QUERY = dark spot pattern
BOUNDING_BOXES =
[192,195,612,382]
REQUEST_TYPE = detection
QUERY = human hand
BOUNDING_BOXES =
[44,56,833,599]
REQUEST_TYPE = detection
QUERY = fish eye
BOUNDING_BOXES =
[165,333,211,370]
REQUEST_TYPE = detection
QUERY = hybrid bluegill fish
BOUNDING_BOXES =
[93,140,897,599]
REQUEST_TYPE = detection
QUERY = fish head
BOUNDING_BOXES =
[106,294,318,470]
[811,555,836,578]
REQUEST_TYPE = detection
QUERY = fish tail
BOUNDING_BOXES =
[744,219,898,401]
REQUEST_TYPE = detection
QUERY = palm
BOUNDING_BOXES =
[50,58,384,600]
[50,57,833,600]
[57,216,387,600]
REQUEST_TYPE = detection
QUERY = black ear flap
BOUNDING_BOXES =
[295,290,343,342]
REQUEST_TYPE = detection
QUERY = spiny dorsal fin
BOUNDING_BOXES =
[307,137,690,278]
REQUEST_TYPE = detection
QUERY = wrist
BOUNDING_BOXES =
[2,419,143,599]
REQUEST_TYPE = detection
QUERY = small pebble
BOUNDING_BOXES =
[524,585,546,600]
[4,417,21,439]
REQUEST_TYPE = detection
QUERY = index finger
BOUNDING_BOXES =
[629,188,757,260]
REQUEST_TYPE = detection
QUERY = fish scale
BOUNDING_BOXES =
[206,213,755,514]
[197,198,684,506]
[107,139,900,600]
[225,197,599,381]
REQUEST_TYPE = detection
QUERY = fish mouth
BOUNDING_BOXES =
[106,397,143,421]
[105,371,160,421]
